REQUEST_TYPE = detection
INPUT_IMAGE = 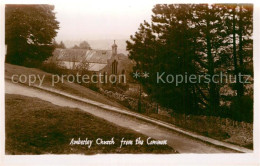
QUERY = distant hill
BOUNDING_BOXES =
[62,39,129,55]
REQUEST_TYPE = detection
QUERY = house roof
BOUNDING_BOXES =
[51,48,131,72]
[53,48,112,64]
[88,63,107,72]
[85,50,112,63]
[53,49,87,62]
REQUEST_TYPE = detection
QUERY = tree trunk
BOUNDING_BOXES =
[238,6,244,96]
[232,7,242,98]
[206,8,219,113]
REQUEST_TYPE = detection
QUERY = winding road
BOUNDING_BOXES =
[5,80,240,153]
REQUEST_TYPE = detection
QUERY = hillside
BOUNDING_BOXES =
[5,63,129,110]
[5,94,176,154]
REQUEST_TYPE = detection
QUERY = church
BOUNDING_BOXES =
[50,41,134,86]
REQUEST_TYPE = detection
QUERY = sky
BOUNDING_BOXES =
[54,1,156,42]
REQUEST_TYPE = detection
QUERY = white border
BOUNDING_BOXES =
[1,0,260,165]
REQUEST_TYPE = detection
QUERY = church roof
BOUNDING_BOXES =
[85,50,112,63]
[88,63,107,72]
[51,48,130,72]
[53,48,112,64]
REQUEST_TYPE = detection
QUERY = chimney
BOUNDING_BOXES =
[112,40,117,56]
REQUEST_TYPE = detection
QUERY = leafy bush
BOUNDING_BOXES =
[88,83,99,92]
[40,62,69,75]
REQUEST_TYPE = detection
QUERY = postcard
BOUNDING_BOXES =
[1,0,259,165]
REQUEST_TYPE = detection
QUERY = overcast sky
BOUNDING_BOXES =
[54,1,156,41]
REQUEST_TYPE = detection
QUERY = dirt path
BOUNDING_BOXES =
[5,81,238,153]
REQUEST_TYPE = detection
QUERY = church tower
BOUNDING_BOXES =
[112,40,117,56]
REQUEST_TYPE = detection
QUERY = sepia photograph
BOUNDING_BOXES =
[0,0,259,165]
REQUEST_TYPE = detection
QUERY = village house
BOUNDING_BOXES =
[50,41,134,86]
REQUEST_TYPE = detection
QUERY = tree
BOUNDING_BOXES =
[53,40,66,49]
[58,41,66,48]
[58,41,66,49]
[5,4,59,66]
[219,4,253,97]
[71,41,91,49]
[79,41,91,49]
[237,5,253,96]
[220,4,253,121]
[53,39,59,48]
[127,4,253,121]
[127,4,200,113]
[72,45,80,49]
[192,4,229,113]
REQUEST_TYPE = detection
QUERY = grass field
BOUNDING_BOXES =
[5,94,177,154]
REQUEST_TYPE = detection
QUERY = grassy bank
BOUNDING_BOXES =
[5,63,129,110]
[5,94,176,154]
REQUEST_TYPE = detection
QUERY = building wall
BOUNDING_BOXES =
[100,54,134,84]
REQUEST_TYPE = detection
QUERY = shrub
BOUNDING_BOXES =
[40,62,69,75]
[88,83,99,92]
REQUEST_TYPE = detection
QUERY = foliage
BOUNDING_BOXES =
[72,45,80,49]
[5,4,59,66]
[53,40,66,49]
[126,4,253,121]
[79,41,91,49]
[72,41,91,49]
